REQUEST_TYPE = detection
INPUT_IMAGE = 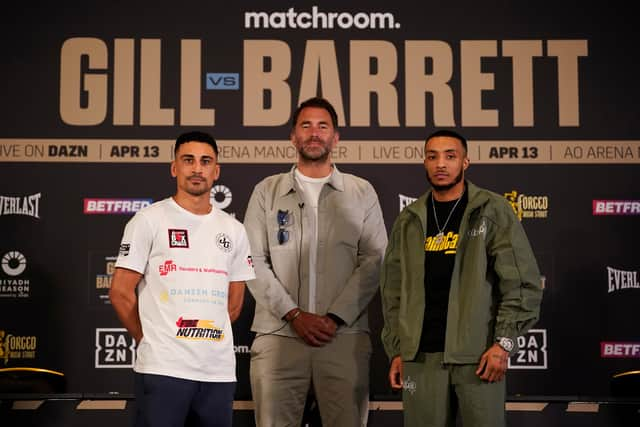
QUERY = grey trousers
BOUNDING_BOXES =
[402,352,506,427]
[250,333,371,427]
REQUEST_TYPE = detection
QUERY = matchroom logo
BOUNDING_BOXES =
[593,200,640,215]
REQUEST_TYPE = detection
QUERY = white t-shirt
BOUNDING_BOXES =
[115,197,255,382]
[294,169,331,313]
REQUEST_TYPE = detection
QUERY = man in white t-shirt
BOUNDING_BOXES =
[244,97,388,426]
[109,131,255,427]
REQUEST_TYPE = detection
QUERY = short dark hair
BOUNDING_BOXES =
[174,131,219,156]
[425,129,468,154]
[291,97,339,131]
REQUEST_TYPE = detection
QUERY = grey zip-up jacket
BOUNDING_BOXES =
[244,165,387,336]
[380,181,542,363]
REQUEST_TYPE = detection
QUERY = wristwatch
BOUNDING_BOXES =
[496,337,514,352]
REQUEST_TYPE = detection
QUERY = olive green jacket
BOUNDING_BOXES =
[380,181,543,363]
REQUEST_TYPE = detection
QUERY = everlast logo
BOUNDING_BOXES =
[0,193,41,218]
[607,266,640,293]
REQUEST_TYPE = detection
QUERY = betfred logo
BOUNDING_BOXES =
[84,198,151,214]
[593,200,640,215]
[601,342,640,358]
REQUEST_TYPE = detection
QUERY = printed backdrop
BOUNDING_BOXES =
[1,1,639,400]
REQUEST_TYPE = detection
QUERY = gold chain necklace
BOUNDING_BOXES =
[431,189,464,244]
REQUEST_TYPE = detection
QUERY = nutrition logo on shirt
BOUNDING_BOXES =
[175,317,224,341]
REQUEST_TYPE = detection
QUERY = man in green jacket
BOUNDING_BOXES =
[380,130,543,427]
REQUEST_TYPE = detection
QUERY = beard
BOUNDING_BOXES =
[297,137,331,162]
[184,176,211,196]
[426,167,464,192]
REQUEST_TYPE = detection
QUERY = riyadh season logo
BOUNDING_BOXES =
[399,194,417,212]
[0,193,41,218]
[1,251,26,276]
[508,329,548,369]
[593,200,640,215]
[606,266,640,293]
[210,184,232,211]
[503,190,549,220]
[95,328,136,368]
[0,251,30,298]
[244,6,401,30]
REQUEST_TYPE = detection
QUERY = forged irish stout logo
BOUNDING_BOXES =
[0,330,37,365]
[95,328,136,368]
[503,190,549,221]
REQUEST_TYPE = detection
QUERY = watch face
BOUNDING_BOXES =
[499,337,514,352]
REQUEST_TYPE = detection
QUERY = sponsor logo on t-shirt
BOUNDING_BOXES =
[169,229,189,248]
[119,243,130,256]
[159,260,177,276]
[216,233,232,252]
[175,317,224,341]
[158,260,228,277]
[247,256,254,268]
[424,232,459,255]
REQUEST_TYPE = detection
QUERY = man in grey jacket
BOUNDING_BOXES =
[244,97,388,427]
[380,130,543,427]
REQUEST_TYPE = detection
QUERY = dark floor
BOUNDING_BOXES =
[1,397,639,427]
